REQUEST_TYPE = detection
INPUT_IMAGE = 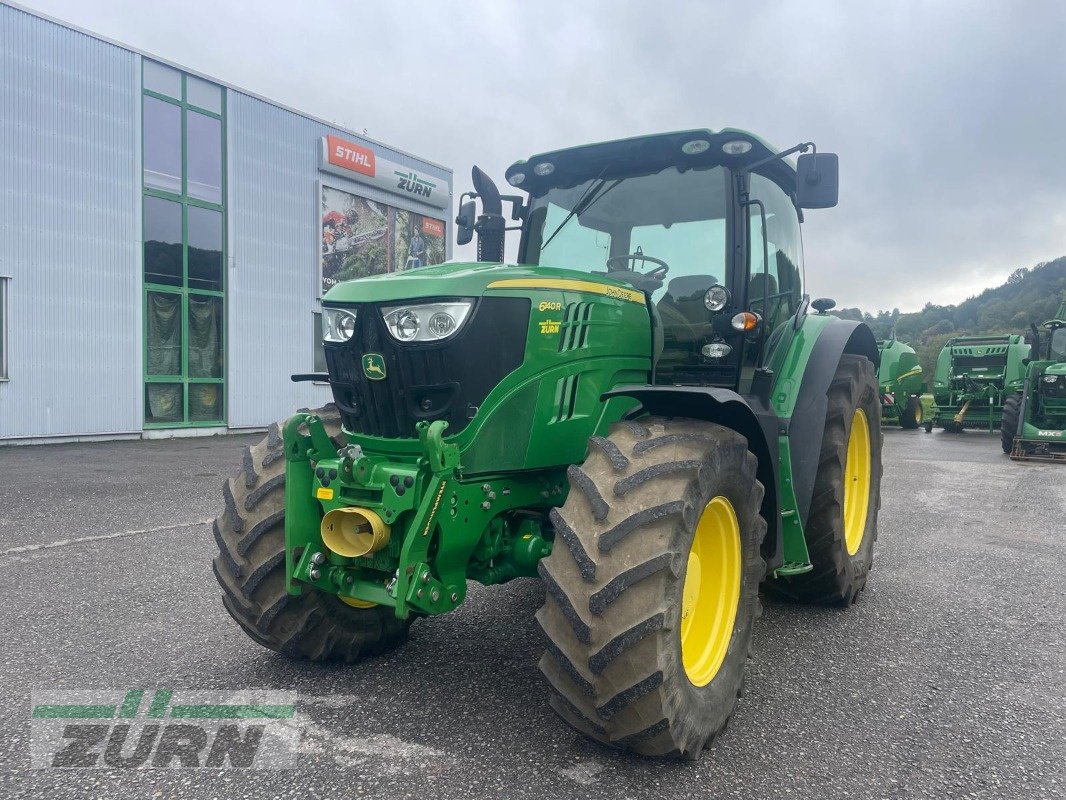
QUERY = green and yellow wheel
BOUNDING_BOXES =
[772,354,882,605]
[900,394,923,429]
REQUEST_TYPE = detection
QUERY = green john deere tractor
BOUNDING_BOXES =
[1001,300,1066,461]
[877,336,925,428]
[213,129,883,758]
[926,333,1030,433]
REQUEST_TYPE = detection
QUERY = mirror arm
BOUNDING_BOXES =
[739,142,815,176]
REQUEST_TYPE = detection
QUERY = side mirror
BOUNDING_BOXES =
[455,199,476,246]
[796,152,839,209]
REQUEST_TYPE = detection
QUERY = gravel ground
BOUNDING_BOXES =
[0,427,1062,799]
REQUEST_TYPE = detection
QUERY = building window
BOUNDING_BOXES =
[0,276,8,380]
[142,60,226,427]
[143,97,182,194]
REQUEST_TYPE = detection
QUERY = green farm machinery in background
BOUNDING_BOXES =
[925,333,1030,433]
[877,337,925,428]
[1001,300,1066,461]
[213,129,884,758]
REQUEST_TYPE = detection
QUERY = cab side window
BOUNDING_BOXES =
[747,173,803,331]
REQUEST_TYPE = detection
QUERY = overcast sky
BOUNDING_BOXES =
[20,0,1066,312]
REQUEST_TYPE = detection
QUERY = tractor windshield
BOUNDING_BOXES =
[524,166,730,305]
[1052,328,1066,361]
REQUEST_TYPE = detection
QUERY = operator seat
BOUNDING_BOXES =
[747,273,779,321]
[656,274,718,343]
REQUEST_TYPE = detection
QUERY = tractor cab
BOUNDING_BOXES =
[460,129,838,394]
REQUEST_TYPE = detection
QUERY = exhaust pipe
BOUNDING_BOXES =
[320,507,390,558]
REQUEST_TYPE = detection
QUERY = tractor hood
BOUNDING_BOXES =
[322,262,644,305]
[1044,362,1066,376]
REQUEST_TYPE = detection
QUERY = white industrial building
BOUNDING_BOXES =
[0,2,452,443]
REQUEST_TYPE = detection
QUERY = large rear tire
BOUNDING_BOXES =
[772,354,882,605]
[1001,392,1022,454]
[536,418,766,758]
[212,405,411,662]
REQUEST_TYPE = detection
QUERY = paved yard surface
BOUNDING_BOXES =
[0,428,1063,798]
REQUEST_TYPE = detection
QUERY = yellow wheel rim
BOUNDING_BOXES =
[914,403,923,425]
[680,496,742,687]
[340,596,377,609]
[843,408,872,555]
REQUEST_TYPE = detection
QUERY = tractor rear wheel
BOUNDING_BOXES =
[212,404,411,662]
[536,418,767,758]
[773,354,882,605]
[1001,392,1022,454]
[900,395,922,429]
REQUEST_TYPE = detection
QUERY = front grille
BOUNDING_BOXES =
[324,297,530,439]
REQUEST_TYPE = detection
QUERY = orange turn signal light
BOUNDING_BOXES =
[730,311,762,332]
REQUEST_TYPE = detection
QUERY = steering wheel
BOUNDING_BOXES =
[605,253,670,283]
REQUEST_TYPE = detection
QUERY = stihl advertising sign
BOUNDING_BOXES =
[320,135,449,209]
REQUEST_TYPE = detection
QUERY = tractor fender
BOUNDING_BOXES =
[786,320,880,527]
[600,385,783,571]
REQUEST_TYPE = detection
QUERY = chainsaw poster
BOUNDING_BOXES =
[320,184,446,295]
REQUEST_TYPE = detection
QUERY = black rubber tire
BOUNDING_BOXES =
[536,418,767,759]
[772,354,882,605]
[212,404,411,662]
[900,395,922,429]
[1001,392,1022,454]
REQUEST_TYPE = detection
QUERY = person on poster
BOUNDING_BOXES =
[406,224,426,270]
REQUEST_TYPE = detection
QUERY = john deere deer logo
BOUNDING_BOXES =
[362,353,387,381]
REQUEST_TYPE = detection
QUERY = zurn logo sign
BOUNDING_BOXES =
[394,170,437,198]
[30,689,297,769]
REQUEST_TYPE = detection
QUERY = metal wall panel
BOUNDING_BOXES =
[226,92,453,428]
[0,5,141,439]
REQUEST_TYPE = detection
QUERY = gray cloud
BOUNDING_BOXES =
[24,0,1066,310]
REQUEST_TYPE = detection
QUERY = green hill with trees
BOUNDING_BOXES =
[830,257,1066,378]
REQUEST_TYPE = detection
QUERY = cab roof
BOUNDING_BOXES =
[505,128,797,197]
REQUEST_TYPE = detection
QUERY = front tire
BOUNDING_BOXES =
[773,354,882,605]
[536,418,766,758]
[212,405,411,662]
[1001,392,1022,454]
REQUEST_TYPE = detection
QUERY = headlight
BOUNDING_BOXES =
[322,307,357,343]
[1043,375,1059,383]
[704,284,730,312]
[381,300,473,342]
[701,342,732,359]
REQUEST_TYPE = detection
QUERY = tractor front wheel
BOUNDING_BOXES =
[900,395,922,429]
[1001,392,1022,454]
[212,405,411,662]
[772,354,882,605]
[536,418,766,758]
